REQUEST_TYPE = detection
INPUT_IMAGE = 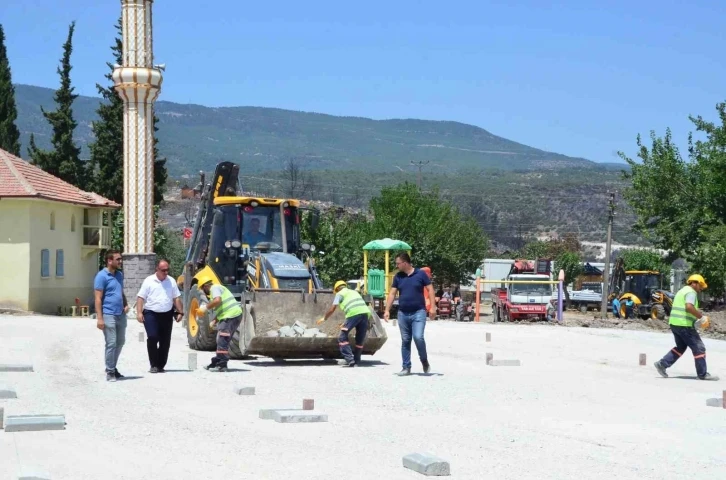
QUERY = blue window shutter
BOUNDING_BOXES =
[41,249,50,278]
[56,249,64,277]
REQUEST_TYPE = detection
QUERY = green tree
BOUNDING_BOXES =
[618,101,726,296]
[303,183,489,286]
[87,17,168,206]
[0,24,21,156]
[368,183,488,285]
[689,225,726,295]
[301,211,371,286]
[28,22,85,189]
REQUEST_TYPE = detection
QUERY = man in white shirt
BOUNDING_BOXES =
[136,259,183,373]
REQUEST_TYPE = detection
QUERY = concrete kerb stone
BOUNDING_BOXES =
[489,359,521,367]
[303,399,314,410]
[706,391,726,409]
[485,332,491,342]
[188,352,197,370]
[639,353,646,366]
[4,414,66,432]
[259,408,301,420]
[0,364,34,372]
[17,466,52,480]
[402,452,451,476]
[234,386,255,396]
[272,410,328,423]
[485,353,493,365]
[0,385,18,399]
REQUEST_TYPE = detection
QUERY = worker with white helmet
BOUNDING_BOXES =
[195,274,243,372]
[654,274,718,381]
[318,280,371,367]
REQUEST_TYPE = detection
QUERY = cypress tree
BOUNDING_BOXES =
[28,22,85,188]
[0,24,21,156]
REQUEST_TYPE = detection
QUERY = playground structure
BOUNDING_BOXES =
[361,238,412,316]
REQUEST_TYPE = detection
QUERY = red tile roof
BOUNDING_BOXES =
[0,148,120,208]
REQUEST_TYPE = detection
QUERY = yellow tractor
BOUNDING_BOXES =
[608,258,673,320]
[178,162,388,360]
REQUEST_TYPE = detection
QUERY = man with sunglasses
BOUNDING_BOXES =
[94,250,130,382]
[136,259,184,373]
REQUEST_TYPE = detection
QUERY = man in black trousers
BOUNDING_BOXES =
[136,259,184,373]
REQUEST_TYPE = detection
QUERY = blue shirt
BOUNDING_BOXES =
[94,268,125,315]
[392,268,431,314]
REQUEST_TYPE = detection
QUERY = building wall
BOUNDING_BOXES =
[0,199,31,310]
[27,200,101,314]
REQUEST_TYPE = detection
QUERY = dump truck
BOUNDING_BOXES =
[178,162,388,360]
[490,259,553,321]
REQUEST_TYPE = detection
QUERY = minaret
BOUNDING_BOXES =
[112,0,164,308]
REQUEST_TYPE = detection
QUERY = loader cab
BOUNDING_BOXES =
[213,197,301,254]
[622,270,661,300]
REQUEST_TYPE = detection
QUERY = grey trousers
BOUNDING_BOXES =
[103,313,127,373]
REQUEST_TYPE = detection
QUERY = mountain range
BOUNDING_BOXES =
[13,83,625,176]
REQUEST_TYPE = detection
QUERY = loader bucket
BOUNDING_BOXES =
[238,289,388,359]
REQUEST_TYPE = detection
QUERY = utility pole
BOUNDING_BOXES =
[600,191,616,319]
[410,160,429,188]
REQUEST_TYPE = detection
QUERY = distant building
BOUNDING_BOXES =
[0,149,120,313]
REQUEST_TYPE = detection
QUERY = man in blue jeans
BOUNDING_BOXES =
[384,252,436,376]
[94,250,130,382]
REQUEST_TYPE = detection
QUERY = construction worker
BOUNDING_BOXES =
[195,275,244,372]
[318,280,371,367]
[654,274,718,381]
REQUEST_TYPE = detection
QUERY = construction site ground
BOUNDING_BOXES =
[1,308,725,480]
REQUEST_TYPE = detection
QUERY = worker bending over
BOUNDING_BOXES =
[318,280,371,367]
[195,276,244,372]
[654,274,718,381]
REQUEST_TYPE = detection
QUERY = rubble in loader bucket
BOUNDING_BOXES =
[224,290,388,360]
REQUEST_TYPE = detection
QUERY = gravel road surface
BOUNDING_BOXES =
[1,314,725,479]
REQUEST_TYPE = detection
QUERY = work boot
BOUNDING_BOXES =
[343,360,356,367]
[653,361,668,378]
[149,367,159,374]
[698,373,719,381]
[396,368,411,376]
[422,361,431,374]
[113,369,125,379]
[204,357,220,371]
[106,372,117,382]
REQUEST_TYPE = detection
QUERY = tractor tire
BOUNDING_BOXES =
[229,304,256,359]
[579,305,587,314]
[186,285,217,351]
[652,304,666,321]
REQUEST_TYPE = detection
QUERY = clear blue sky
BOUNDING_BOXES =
[2,0,724,163]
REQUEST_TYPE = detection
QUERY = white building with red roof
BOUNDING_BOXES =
[0,148,120,313]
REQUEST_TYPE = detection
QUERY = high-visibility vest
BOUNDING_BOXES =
[338,288,370,318]
[213,285,243,320]
[669,285,698,327]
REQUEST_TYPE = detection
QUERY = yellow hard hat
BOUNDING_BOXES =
[333,280,347,291]
[687,274,707,289]
[196,274,214,287]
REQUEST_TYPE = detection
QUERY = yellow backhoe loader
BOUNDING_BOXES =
[177,162,387,360]
[607,257,673,320]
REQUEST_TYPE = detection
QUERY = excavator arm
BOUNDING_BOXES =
[185,161,240,267]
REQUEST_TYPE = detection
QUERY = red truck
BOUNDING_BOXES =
[491,259,553,322]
